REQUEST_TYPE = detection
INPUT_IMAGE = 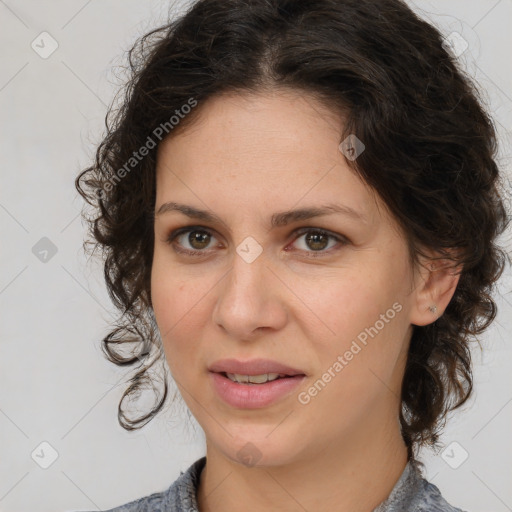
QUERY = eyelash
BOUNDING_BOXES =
[165,226,349,258]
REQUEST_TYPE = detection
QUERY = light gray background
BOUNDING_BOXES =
[1,1,511,511]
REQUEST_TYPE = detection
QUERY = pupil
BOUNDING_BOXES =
[189,231,210,249]
[306,232,328,251]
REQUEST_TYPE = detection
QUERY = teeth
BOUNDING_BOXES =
[226,372,282,384]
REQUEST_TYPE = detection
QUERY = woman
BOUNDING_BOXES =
[75,0,509,510]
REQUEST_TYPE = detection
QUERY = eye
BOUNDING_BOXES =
[165,226,349,257]
[287,228,348,257]
[166,226,220,255]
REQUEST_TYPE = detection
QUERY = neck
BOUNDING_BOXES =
[197,409,409,512]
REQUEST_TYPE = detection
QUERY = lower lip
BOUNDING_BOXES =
[210,372,306,409]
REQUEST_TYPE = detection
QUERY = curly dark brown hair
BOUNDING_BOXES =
[75,0,510,459]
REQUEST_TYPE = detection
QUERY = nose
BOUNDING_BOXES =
[212,249,288,341]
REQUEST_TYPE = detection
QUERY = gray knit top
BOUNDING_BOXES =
[94,456,467,512]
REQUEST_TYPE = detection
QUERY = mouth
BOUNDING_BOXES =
[208,359,307,409]
[208,358,306,377]
[220,371,302,384]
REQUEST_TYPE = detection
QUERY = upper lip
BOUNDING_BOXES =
[208,358,306,376]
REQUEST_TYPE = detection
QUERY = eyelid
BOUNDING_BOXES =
[286,227,348,258]
[166,225,223,254]
[166,225,349,256]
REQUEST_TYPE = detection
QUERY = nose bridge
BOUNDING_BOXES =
[213,242,287,338]
[223,246,269,312]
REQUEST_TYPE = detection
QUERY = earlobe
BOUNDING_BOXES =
[409,256,462,327]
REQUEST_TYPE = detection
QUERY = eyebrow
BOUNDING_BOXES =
[155,201,367,228]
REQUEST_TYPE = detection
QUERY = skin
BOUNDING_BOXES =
[151,89,460,512]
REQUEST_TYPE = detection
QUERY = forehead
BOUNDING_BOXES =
[156,89,342,165]
[154,90,383,223]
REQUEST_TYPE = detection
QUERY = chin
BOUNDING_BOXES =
[212,429,303,469]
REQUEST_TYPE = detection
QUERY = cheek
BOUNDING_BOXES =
[303,268,400,339]
[150,256,217,375]
[151,247,197,322]
[301,263,410,376]
[151,261,190,358]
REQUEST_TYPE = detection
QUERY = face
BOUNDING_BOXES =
[151,89,421,467]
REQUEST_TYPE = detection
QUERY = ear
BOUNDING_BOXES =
[409,250,462,327]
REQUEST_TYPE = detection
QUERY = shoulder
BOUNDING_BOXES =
[412,477,468,512]
[374,459,468,512]
[79,457,206,512]
[407,460,468,512]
